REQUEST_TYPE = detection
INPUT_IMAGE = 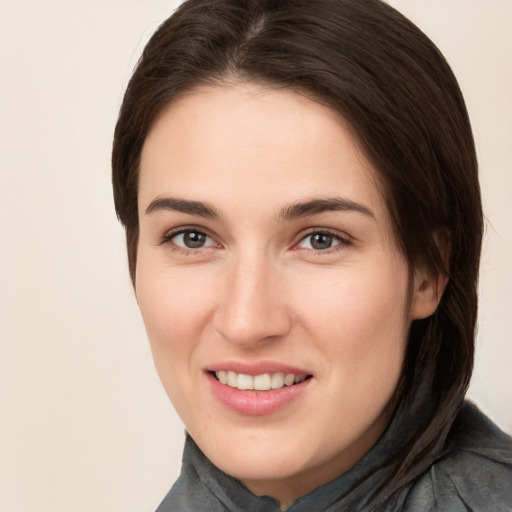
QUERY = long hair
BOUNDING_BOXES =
[112,0,483,496]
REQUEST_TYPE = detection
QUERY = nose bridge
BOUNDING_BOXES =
[214,248,291,347]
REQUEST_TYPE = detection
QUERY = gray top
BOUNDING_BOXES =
[156,401,512,511]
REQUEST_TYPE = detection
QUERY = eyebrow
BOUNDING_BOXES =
[278,197,374,221]
[145,197,220,219]
[144,196,374,221]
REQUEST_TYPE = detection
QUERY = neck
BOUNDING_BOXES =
[240,410,390,509]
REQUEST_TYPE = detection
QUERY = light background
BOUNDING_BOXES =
[0,1,510,511]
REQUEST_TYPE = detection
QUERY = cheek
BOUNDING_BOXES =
[135,266,220,430]
[135,258,215,385]
[297,261,410,389]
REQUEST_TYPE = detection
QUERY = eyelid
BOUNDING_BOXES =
[293,228,352,251]
[159,225,220,248]
[158,225,352,253]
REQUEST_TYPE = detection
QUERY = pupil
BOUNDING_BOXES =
[311,233,332,250]
[184,231,206,248]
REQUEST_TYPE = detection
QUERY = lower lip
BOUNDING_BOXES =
[206,372,312,416]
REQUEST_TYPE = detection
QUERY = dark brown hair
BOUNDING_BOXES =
[112,0,482,500]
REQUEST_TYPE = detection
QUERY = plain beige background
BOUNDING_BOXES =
[1,1,510,511]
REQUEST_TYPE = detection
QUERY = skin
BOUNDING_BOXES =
[135,83,442,509]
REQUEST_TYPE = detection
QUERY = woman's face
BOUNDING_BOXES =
[136,83,429,501]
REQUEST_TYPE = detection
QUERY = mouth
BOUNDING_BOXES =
[211,370,312,391]
[205,362,314,415]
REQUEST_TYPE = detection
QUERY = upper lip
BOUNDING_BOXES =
[205,360,312,376]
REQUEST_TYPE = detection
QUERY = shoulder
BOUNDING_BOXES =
[403,401,512,512]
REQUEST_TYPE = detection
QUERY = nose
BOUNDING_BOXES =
[213,253,292,348]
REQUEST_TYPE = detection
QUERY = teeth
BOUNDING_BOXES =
[215,371,308,391]
[271,372,285,389]
[254,373,271,391]
[237,373,253,390]
[284,374,295,386]
[227,371,237,387]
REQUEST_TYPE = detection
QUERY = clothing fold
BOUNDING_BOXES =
[156,399,512,512]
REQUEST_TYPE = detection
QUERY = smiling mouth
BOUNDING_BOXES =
[212,371,313,391]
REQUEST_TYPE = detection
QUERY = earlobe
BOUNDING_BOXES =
[411,268,449,320]
[411,229,450,320]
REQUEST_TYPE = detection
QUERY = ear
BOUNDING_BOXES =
[411,267,449,320]
[411,229,450,320]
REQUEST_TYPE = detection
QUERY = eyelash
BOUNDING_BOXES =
[159,226,218,255]
[296,229,351,254]
[159,227,352,255]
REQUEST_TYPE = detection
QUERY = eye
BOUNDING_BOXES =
[167,229,217,249]
[297,232,344,251]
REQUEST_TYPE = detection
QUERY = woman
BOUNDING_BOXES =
[112,0,511,510]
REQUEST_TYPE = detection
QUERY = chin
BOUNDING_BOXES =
[212,444,312,483]
[185,400,391,488]
[192,422,315,478]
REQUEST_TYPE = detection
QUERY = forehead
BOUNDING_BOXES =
[138,83,387,220]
